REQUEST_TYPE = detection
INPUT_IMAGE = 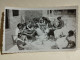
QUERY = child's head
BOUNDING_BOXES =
[39,18,44,23]
[17,23,23,29]
[33,18,39,23]
[57,17,61,20]
[68,30,74,37]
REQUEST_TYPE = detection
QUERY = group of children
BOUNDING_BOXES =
[14,16,76,50]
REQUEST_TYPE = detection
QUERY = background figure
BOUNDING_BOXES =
[42,17,51,25]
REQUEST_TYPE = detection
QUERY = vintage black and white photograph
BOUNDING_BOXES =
[3,6,77,53]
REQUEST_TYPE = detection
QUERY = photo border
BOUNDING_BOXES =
[2,6,78,53]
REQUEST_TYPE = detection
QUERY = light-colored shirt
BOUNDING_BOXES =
[45,28,49,34]
[14,27,20,40]
[35,28,44,36]
[15,28,20,36]
[56,37,68,49]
